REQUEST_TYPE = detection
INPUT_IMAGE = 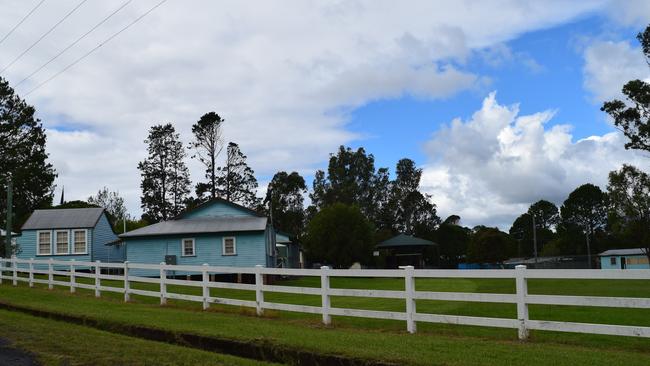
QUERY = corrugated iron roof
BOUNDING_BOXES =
[21,208,105,230]
[598,248,647,256]
[376,233,437,248]
[119,216,268,238]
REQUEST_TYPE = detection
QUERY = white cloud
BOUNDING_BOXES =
[0,0,608,215]
[421,92,647,229]
[583,40,650,102]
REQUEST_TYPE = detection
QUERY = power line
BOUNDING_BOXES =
[14,0,133,89]
[0,0,88,74]
[25,0,167,97]
[0,0,47,47]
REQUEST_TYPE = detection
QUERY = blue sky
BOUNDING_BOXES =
[1,1,648,228]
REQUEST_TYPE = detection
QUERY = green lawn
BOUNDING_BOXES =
[0,309,280,366]
[0,274,649,365]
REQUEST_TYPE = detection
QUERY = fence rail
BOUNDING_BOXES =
[1,257,649,339]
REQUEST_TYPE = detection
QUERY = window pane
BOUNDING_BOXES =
[224,238,234,254]
[39,232,51,254]
[56,231,68,254]
[183,240,194,256]
[74,230,86,253]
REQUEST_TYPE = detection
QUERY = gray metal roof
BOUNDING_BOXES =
[119,216,268,238]
[21,208,105,230]
[599,248,647,256]
[376,233,437,248]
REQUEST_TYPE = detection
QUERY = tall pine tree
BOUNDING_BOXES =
[264,171,307,235]
[189,112,224,202]
[216,142,260,208]
[0,77,56,236]
[138,124,190,222]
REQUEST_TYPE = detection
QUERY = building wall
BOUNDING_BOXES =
[91,214,123,263]
[16,229,94,270]
[125,231,267,276]
[600,255,650,269]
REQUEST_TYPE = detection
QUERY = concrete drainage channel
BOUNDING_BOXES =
[0,302,399,366]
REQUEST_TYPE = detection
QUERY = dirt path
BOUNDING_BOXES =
[0,339,39,366]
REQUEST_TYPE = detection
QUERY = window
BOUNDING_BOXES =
[182,238,195,257]
[73,230,87,254]
[37,231,51,255]
[222,237,236,256]
[55,230,69,254]
[610,257,617,265]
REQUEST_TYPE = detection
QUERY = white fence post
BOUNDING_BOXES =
[255,265,264,316]
[515,265,529,340]
[160,262,167,305]
[404,265,417,334]
[94,260,101,298]
[70,259,76,293]
[28,258,34,288]
[321,266,331,325]
[202,263,210,310]
[123,261,130,302]
[47,258,53,290]
[11,256,17,286]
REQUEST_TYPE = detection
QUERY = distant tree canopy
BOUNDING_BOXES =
[190,112,225,202]
[601,24,650,153]
[264,171,307,236]
[88,187,128,227]
[560,184,608,261]
[0,77,56,238]
[216,142,260,209]
[302,203,375,268]
[435,215,471,268]
[607,165,650,260]
[138,123,190,222]
[467,226,516,264]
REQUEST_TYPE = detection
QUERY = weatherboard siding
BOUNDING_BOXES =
[600,255,650,270]
[16,229,93,270]
[126,231,268,276]
[91,214,123,262]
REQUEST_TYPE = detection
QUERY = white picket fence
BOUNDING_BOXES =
[1,257,649,340]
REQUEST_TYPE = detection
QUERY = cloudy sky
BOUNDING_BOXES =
[1,0,649,229]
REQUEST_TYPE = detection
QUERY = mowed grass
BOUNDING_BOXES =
[0,309,280,366]
[0,272,649,365]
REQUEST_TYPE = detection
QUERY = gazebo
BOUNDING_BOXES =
[376,233,437,269]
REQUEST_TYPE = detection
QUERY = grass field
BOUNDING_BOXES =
[0,309,280,366]
[0,273,649,365]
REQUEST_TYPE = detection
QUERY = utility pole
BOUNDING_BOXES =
[5,176,13,258]
[532,213,538,264]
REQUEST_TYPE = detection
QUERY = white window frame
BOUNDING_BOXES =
[181,238,196,257]
[222,236,237,256]
[37,230,52,256]
[54,230,70,255]
[72,229,88,255]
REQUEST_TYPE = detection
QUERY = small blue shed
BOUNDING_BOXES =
[15,208,124,263]
[119,199,277,275]
[599,248,649,270]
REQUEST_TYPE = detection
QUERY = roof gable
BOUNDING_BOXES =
[21,208,105,230]
[176,199,263,220]
[376,233,436,248]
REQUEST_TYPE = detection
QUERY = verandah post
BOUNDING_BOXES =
[94,260,101,297]
[11,256,17,286]
[28,258,34,288]
[159,262,167,305]
[515,265,529,340]
[202,263,210,310]
[48,258,53,290]
[70,259,76,293]
[320,266,331,325]
[404,265,417,333]
[123,261,130,302]
[254,265,264,316]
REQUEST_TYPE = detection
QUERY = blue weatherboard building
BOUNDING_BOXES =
[15,208,124,263]
[119,199,280,274]
[599,248,650,270]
